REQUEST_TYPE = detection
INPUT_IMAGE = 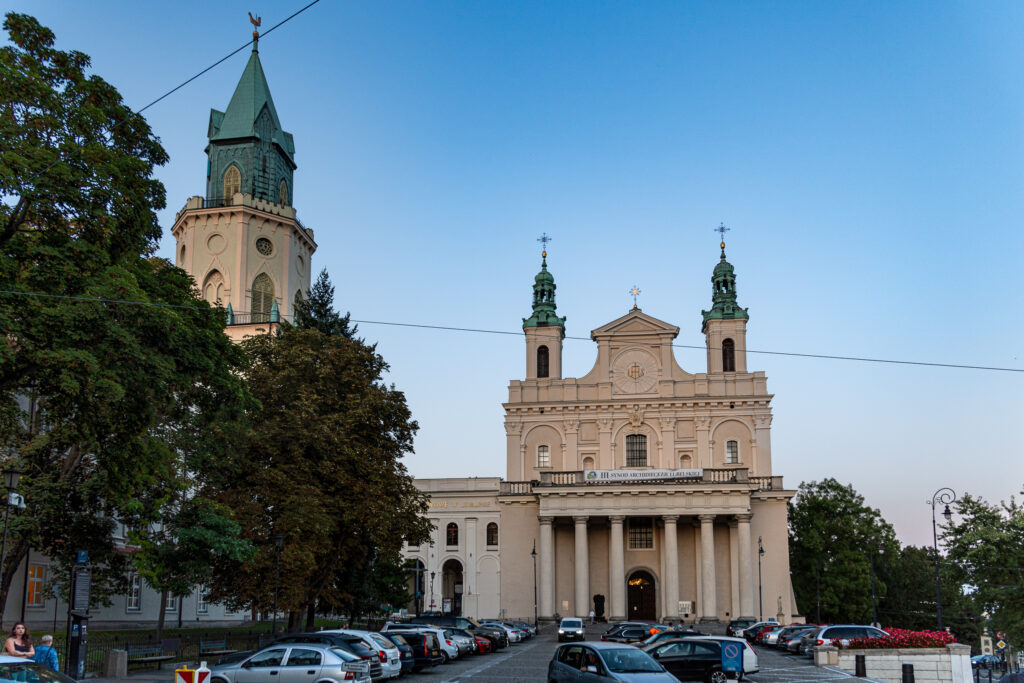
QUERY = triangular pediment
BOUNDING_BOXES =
[591,309,680,341]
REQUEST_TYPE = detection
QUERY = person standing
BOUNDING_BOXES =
[4,622,34,659]
[33,635,58,671]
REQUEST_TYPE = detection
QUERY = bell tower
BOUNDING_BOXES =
[522,243,565,380]
[701,237,749,373]
[171,24,316,341]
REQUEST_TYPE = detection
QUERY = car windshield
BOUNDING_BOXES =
[0,662,77,682]
[330,647,360,662]
[563,620,583,628]
[602,648,663,673]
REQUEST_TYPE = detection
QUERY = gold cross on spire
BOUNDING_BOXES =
[629,285,641,310]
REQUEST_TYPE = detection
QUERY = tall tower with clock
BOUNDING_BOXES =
[171,28,316,341]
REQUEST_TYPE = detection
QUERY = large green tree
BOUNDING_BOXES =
[210,317,431,628]
[0,14,251,610]
[788,478,898,624]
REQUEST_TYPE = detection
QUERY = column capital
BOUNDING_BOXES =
[662,514,679,524]
[539,516,554,525]
[734,513,752,523]
[698,513,717,523]
[608,515,626,524]
[573,515,590,525]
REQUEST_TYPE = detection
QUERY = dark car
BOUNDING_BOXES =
[641,638,739,682]
[411,614,509,648]
[639,628,704,647]
[603,625,662,643]
[379,632,415,674]
[275,633,384,681]
[726,619,757,637]
[384,630,444,670]
[774,625,816,650]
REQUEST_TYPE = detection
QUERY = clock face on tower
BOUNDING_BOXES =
[612,348,658,394]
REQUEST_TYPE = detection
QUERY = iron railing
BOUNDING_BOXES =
[499,469,782,495]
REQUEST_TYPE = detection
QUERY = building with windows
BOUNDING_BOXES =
[403,244,798,624]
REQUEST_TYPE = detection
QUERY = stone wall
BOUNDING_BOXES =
[822,644,973,683]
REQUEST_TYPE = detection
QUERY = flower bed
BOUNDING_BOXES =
[844,628,956,649]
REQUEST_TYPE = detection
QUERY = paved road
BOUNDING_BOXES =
[746,644,874,682]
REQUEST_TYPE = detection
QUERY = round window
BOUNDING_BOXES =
[255,238,273,256]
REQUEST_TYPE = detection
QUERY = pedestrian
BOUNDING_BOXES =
[4,622,34,659]
[33,634,58,671]
[588,610,594,625]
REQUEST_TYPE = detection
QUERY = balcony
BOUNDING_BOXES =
[498,469,783,496]
[225,311,293,327]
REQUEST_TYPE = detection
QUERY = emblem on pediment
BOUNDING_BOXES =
[612,348,659,394]
[629,406,644,428]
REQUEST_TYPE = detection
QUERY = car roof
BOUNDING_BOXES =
[0,656,26,663]
[563,641,652,651]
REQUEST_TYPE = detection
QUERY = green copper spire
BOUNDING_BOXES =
[701,240,748,328]
[205,34,296,204]
[523,249,566,328]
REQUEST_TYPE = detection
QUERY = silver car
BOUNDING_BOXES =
[549,642,679,682]
[209,643,371,683]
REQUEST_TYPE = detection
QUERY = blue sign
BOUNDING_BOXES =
[76,550,88,564]
[721,642,743,673]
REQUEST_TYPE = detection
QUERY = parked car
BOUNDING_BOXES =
[390,626,460,663]
[661,635,759,677]
[777,626,817,651]
[321,630,402,679]
[274,633,384,681]
[772,625,815,650]
[378,632,414,675]
[742,622,777,642]
[758,625,785,645]
[378,630,442,671]
[726,619,758,637]
[0,655,78,682]
[639,628,705,647]
[972,654,1002,669]
[208,643,372,683]
[799,625,887,656]
[603,625,663,643]
[548,642,679,682]
[473,635,492,653]
[559,617,586,642]
[512,620,537,637]
[640,638,739,682]
[409,614,509,648]
[447,627,480,654]
[482,620,524,643]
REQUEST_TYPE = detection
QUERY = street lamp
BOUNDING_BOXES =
[430,571,436,612]
[272,534,283,635]
[868,543,881,628]
[757,536,765,622]
[531,540,538,630]
[0,464,22,616]
[928,488,956,630]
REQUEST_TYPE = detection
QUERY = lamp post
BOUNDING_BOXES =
[531,540,538,629]
[815,565,821,624]
[868,543,880,628]
[430,571,436,612]
[271,534,283,635]
[0,464,22,620]
[757,536,765,622]
[929,488,956,630]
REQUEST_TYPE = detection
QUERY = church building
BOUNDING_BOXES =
[404,244,798,625]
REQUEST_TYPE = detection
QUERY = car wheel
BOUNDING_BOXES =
[441,651,450,664]
[707,669,728,683]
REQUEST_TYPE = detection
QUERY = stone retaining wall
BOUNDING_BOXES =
[819,643,972,683]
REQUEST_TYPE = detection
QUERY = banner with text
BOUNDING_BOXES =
[583,469,703,482]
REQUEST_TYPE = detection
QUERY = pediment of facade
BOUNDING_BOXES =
[590,309,680,341]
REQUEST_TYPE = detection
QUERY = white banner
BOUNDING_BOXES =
[583,469,703,482]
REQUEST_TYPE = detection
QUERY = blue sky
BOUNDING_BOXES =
[8,0,1023,547]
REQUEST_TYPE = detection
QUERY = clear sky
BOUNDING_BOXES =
[8,0,1023,547]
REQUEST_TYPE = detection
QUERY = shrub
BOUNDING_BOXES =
[843,628,956,649]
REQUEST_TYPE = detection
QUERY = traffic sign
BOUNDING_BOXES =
[721,641,743,673]
[997,631,1006,640]
[997,640,1007,650]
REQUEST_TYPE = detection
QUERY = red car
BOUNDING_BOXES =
[474,636,491,653]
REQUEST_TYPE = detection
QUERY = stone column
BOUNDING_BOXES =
[736,513,755,620]
[539,516,554,618]
[609,516,626,621]
[699,514,717,621]
[574,515,590,617]
[663,515,679,623]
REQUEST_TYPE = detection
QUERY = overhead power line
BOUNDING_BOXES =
[2,289,1019,374]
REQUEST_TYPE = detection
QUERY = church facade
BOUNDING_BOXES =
[404,247,798,624]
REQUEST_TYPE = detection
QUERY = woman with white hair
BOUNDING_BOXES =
[33,634,58,671]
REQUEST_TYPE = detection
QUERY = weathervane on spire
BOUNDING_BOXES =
[248,12,262,40]
[715,222,730,255]
[629,285,641,310]
[537,232,552,258]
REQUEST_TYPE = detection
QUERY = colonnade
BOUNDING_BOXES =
[537,513,755,622]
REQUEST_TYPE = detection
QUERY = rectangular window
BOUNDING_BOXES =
[628,518,653,550]
[626,434,647,467]
[726,440,739,464]
[537,445,550,468]
[26,564,45,607]
[197,585,209,614]
[127,573,141,612]
[166,592,177,611]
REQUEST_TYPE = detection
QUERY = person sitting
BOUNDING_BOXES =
[3,623,33,659]
[33,635,58,671]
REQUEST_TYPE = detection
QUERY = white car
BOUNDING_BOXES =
[680,635,759,676]
[322,629,402,679]
[558,617,586,642]
[482,620,523,643]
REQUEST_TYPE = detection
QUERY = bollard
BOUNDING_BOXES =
[855,654,866,677]
[902,662,915,683]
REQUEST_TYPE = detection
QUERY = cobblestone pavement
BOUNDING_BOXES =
[745,644,876,682]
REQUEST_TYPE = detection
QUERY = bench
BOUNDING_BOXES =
[199,638,237,656]
[127,639,179,670]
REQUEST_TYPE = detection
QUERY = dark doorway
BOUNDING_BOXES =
[627,570,656,620]
[442,559,463,616]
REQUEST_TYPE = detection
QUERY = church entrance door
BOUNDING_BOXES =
[442,559,464,617]
[627,570,656,621]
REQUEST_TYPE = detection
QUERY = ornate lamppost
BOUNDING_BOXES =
[430,571,436,612]
[0,462,22,619]
[531,540,538,629]
[272,534,283,634]
[929,488,956,630]
[757,536,765,621]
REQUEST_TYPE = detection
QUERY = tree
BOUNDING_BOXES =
[944,491,1024,647]
[210,325,431,629]
[293,269,356,338]
[788,478,898,624]
[0,14,252,611]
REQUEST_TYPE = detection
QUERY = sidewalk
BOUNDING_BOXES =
[89,661,205,682]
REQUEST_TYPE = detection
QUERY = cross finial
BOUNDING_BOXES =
[629,285,641,310]
[715,222,730,254]
[537,232,552,258]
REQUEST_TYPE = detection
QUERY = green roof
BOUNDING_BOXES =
[208,43,295,162]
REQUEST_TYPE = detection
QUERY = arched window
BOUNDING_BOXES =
[537,345,549,378]
[278,179,289,206]
[252,273,274,321]
[446,523,459,546]
[223,165,241,199]
[202,270,224,305]
[726,440,739,464]
[537,445,550,468]
[626,434,647,467]
[486,523,498,546]
[722,338,736,372]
